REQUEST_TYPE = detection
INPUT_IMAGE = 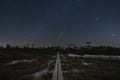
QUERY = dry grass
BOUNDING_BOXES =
[64,57,120,80]
[0,52,51,80]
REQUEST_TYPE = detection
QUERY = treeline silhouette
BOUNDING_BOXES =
[0,44,120,55]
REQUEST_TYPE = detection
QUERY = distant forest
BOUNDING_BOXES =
[0,43,120,55]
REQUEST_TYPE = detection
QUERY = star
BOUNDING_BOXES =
[96,17,99,21]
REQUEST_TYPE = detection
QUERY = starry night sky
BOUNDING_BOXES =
[0,0,120,47]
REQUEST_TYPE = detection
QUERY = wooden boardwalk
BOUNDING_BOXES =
[52,52,64,80]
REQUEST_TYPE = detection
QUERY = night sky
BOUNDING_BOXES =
[0,0,120,47]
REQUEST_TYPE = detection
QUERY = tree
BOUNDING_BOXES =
[86,42,92,48]
[31,44,35,48]
[6,44,11,48]
[26,44,30,48]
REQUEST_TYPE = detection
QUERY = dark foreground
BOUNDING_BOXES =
[0,48,120,80]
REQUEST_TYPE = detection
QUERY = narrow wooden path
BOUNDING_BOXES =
[52,52,64,80]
